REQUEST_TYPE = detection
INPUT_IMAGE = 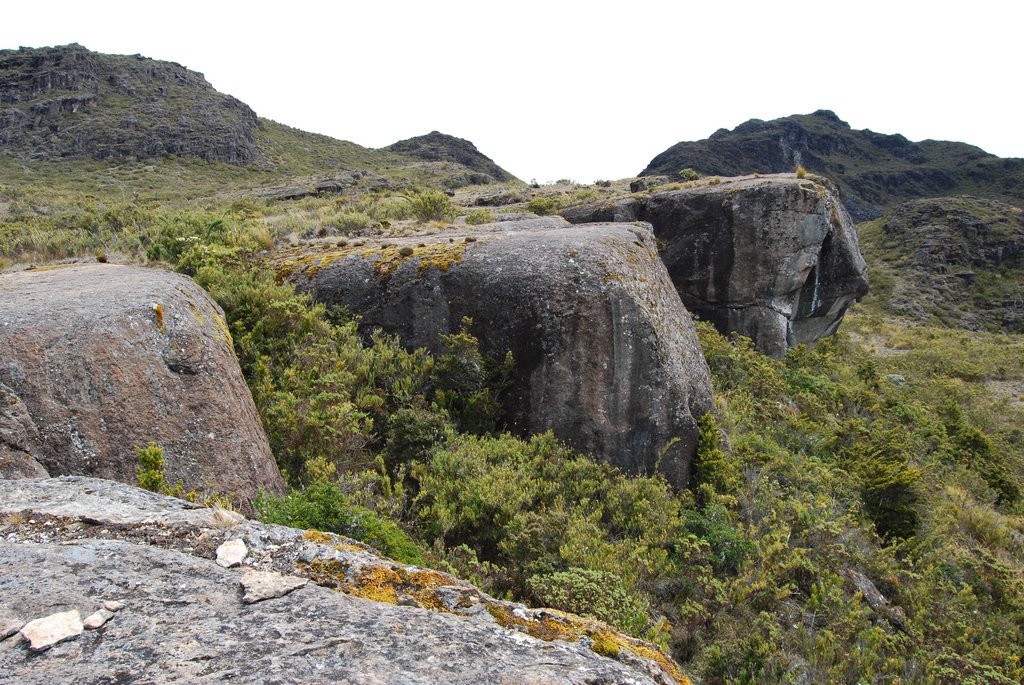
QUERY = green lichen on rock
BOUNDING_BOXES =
[274,240,468,282]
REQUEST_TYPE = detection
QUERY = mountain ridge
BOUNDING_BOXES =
[640,110,1024,221]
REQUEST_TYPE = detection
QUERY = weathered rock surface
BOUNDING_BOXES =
[860,196,1024,331]
[0,44,265,165]
[0,382,49,478]
[0,476,688,684]
[274,217,714,487]
[0,264,284,506]
[562,175,869,357]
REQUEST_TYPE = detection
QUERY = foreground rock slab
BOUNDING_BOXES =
[0,264,284,507]
[0,477,688,684]
[563,175,869,357]
[275,217,714,487]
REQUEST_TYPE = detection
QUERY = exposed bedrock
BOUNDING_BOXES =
[0,264,284,506]
[275,217,714,488]
[0,476,687,684]
[562,175,870,357]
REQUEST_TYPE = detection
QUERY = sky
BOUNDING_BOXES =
[1,1,1021,183]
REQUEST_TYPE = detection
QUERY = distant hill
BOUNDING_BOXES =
[0,43,266,165]
[858,196,1024,331]
[387,131,518,185]
[641,110,1024,221]
[0,45,515,193]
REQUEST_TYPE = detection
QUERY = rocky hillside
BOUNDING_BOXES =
[0,477,686,684]
[0,45,513,194]
[858,196,1024,331]
[387,131,517,185]
[0,44,265,165]
[640,110,1024,221]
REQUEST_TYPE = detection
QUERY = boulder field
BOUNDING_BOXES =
[275,217,715,489]
[0,264,284,506]
[0,476,688,685]
[562,175,870,357]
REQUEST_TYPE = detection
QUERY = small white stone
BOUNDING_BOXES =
[240,570,307,604]
[216,539,247,568]
[83,608,114,630]
[103,600,125,612]
[19,610,83,651]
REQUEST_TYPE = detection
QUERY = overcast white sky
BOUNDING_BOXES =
[1,1,1020,183]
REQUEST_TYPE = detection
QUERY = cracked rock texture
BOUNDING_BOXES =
[0,264,284,506]
[563,175,869,357]
[276,217,714,488]
[0,477,686,684]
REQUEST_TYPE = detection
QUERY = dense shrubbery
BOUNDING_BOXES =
[7,173,1024,682]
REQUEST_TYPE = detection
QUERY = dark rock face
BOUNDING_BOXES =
[562,175,869,357]
[386,130,517,184]
[0,383,49,479]
[861,196,1024,331]
[275,217,714,488]
[0,265,284,506]
[0,44,265,165]
[0,477,686,684]
[640,110,1024,221]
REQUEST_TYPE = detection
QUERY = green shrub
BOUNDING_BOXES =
[405,190,456,222]
[256,480,424,565]
[136,441,168,492]
[678,168,701,181]
[527,196,562,216]
[464,209,493,225]
[527,567,651,635]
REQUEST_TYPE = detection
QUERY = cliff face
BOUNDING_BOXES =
[562,175,869,357]
[0,477,688,685]
[274,217,714,488]
[0,44,265,164]
[640,110,1024,221]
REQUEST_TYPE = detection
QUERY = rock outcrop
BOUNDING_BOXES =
[859,196,1024,331]
[386,130,517,185]
[0,476,688,684]
[0,264,284,506]
[639,110,1024,221]
[562,175,869,357]
[274,217,714,488]
[0,44,265,165]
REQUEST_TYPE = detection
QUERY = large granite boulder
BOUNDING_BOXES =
[0,264,284,506]
[0,477,688,684]
[274,217,714,488]
[562,175,869,357]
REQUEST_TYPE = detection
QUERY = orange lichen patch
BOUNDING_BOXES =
[486,605,690,685]
[298,558,456,611]
[347,566,402,604]
[152,302,166,334]
[302,529,335,545]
